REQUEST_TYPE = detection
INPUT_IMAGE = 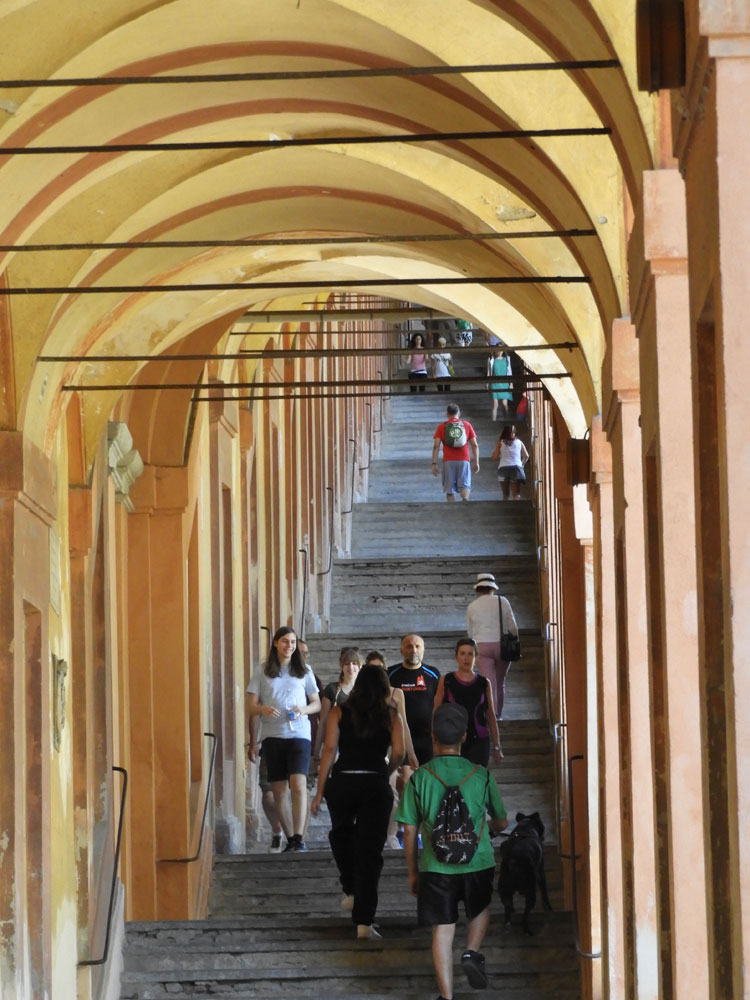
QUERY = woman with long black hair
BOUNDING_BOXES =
[311,664,405,939]
[247,626,321,852]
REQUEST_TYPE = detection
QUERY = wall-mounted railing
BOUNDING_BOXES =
[298,547,308,637]
[340,438,357,517]
[158,733,217,863]
[320,485,335,577]
[78,766,128,968]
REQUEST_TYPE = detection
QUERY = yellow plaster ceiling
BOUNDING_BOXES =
[0,0,657,456]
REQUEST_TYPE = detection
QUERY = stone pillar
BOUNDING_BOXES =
[631,168,710,997]
[0,431,56,1000]
[589,418,625,999]
[128,463,206,919]
[602,322,659,1000]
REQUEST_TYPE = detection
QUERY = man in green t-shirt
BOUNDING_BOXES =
[396,703,507,1000]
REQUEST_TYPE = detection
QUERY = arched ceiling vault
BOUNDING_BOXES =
[0,0,657,459]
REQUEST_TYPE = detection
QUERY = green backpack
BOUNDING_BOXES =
[444,420,467,449]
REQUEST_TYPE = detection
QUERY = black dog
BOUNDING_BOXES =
[497,811,552,935]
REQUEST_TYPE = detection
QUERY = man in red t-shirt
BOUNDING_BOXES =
[431,403,480,501]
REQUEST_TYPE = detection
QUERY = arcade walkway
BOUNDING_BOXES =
[120,359,581,998]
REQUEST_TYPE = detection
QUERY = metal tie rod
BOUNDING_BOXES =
[62,373,571,392]
[1,275,589,295]
[0,228,596,252]
[0,126,611,155]
[0,60,620,88]
[39,343,579,363]
[189,385,552,403]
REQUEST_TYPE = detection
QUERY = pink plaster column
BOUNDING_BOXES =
[603,322,659,1000]
[704,19,750,994]
[634,168,710,997]
[589,417,625,999]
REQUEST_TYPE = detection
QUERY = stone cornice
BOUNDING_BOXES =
[107,422,144,513]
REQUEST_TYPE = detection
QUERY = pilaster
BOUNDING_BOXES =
[603,322,659,1000]
[589,417,625,999]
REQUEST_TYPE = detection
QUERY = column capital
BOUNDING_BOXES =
[642,169,688,266]
[0,429,57,522]
[602,320,640,437]
[129,463,189,516]
[701,1,750,44]
[589,416,613,485]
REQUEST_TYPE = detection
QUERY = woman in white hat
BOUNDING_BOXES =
[465,573,519,721]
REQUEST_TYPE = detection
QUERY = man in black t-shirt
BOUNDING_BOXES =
[388,634,441,766]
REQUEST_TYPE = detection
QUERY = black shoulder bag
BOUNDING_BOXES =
[499,595,522,662]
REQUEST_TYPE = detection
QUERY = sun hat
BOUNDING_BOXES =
[474,572,499,590]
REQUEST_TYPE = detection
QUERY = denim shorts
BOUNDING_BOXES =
[497,464,526,483]
[442,460,471,494]
[261,737,311,782]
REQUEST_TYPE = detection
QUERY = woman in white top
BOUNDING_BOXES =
[491,423,529,500]
[431,336,453,392]
[247,626,321,852]
[465,572,519,722]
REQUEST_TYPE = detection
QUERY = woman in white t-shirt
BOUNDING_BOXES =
[247,626,321,852]
[431,336,453,392]
[491,423,529,500]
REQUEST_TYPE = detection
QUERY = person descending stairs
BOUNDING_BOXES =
[120,350,581,999]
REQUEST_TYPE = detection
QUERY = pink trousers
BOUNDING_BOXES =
[476,641,510,720]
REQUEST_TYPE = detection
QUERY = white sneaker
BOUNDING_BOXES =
[385,834,402,850]
[340,894,354,912]
[268,834,283,854]
[357,924,382,940]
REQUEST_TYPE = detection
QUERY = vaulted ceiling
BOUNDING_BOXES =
[0,0,656,458]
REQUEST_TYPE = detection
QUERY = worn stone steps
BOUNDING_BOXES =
[120,370,576,1000]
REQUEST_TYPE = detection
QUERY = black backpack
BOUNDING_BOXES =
[423,766,486,865]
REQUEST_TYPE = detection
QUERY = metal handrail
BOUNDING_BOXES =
[373,394,383,434]
[544,622,558,737]
[360,404,373,471]
[320,486,335,576]
[567,754,602,959]
[78,766,128,967]
[298,547,308,638]
[341,438,357,516]
[537,543,547,571]
[158,732,217,863]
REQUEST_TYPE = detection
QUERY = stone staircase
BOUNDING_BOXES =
[119,356,580,999]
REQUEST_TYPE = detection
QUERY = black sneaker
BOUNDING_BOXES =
[461,949,488,989]
[282,835,299,853]
[268,834,282,853]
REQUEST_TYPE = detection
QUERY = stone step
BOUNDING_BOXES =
[121,972,580,1000]
[348,501,537,559]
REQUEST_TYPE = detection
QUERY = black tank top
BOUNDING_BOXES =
[334,704,391,776]
[443,672,490,743]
